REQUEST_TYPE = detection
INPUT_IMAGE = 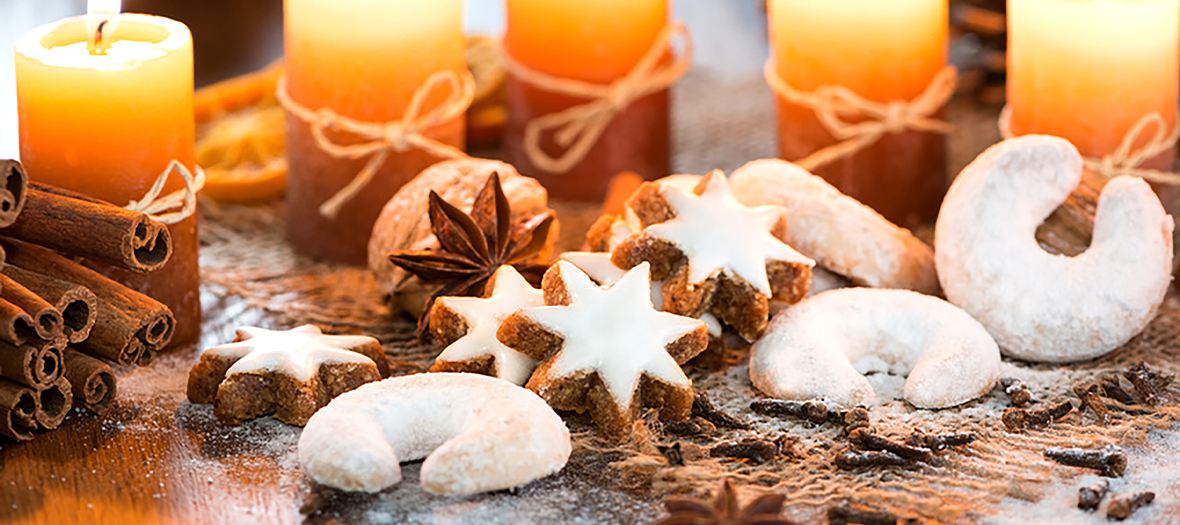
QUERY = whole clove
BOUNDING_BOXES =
[1000,377,1034,407]
[1106,491,1154,520]
[1124,363,1161,405]
[1100,374,1137,405]
[709,438,780,465]
[1077,478,1109,511]
[657,442,684,466]
[749,398,842,426]
[1002,400,1073,432]
[691,391,749,430]
[1044,445,1126,477]
[906,429,978,452]
[843,406,871,434]
[827,504,914,525]
[834,448,908,470]
[1073,384,1111,425]
[848,428,932,461]
[662,416,717,437]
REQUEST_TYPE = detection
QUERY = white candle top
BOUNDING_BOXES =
[15,13,189,71]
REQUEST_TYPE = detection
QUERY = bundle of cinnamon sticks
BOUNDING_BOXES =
[0,159,176,441]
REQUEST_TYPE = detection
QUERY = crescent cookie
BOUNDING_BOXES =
[612,170,814,341]
[497,261,709,441]
[299,373,570,495]
[749,288,1001,409]
[728,159,940,295]
[934,136,1173,363]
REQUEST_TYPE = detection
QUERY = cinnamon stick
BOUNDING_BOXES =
[0,379,37,441]
[34,376,71,430]
[2,181,172,272]
[0,160,29,229]
[1036,169,1102,257]
[0,338,63,389]
[63,348,115,413]
[0,297,39,346]
[2,265,97,344]
[0,237,174,365]
[0,273,62,341]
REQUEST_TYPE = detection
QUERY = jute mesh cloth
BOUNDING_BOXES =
[198,74,1179,522]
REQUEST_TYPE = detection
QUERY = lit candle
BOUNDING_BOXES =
[284,0,466,264]
[768,0,949,227]
[504,0,672,202]
[1008,0,1179,173]
[14,2,200,345]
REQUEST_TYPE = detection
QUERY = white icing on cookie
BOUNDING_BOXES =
[433,266,544,385]
[517,261,705,410]
[299,373,571,494]
[206,325,377,382]
[749,288,1001,409]
[560,251,723,338]
[643,171,814,294]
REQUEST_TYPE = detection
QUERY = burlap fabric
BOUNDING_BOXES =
[199,69,1179,523]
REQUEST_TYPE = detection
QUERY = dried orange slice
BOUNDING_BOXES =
[466,35,506,147]
[194,62,288,203]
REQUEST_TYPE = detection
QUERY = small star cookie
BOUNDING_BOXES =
[613,170,814,341]
[186,325,389,426]
[497,261,709,440]
[428,265,544,385]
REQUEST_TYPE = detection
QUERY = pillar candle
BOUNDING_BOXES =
[1008,0,1179,174]
[15,12,201,346]
[769,0,948,227]
[284,0,465,264]
[504,0,671,202]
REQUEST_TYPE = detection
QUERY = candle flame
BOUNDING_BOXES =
[86,0,120,55]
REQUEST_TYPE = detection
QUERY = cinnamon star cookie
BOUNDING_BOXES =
[428,265,544,385]
[613,170,814,341]
[497,261,709,440]
[187,325,388,426]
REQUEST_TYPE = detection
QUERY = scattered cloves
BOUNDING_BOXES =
[906,428,978,452]
[692,391,750,430]
[843,406,871,434]
[299,486,338,515]
[1124,363,1161,405]
[657,442,685,466]
[749,398,842,426]
[1077,478,1109,511]
[1073,384,1112,425]
[1044,445,1127,477]
[709,438,780,464]
[1100,374,1137,405]
[662,416,717,437]
[1002,400,1073,432]
[826,504,913,525]
[834,448,908,470]
[1106,491,1154,520]
[1000,377,1034,407]
[848,428,932,461]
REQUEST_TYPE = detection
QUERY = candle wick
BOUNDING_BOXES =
[89,19,109,55]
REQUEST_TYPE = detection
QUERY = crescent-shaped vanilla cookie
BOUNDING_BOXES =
[934,135,1173,363]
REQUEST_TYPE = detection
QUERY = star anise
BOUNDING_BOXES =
[388,172,554,337]
[654,480,798,525]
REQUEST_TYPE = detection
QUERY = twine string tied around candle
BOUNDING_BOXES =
[125,160,205,225]
[764,61,958,172]
[999,106,1180,185]
[502,22,693,174]
[276,70,475,219]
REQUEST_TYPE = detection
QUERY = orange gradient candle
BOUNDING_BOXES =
[504,0,671,202]
[1008,0,1179,174]
[15,10,200,345]
[284,0,466,263]
[769,0,948,227]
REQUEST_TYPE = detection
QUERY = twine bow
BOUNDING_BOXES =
[999,106,1180,185]
[125,160,205,225]
[276,70,474,219]
[764,61,958,171]
[502,23,692,174]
